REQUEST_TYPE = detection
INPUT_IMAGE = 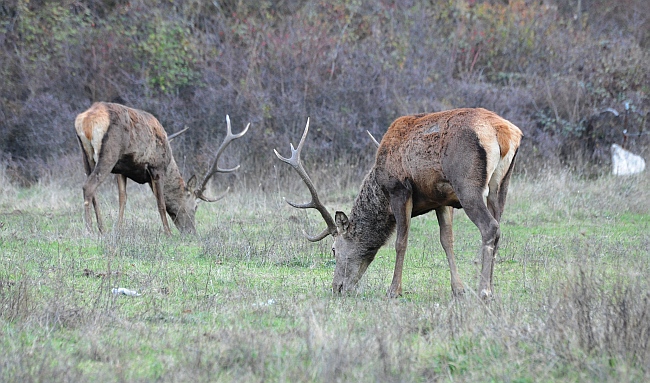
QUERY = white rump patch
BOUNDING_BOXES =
[611,144,645,176]
[483,138,501,206]
[75,105,110,168]
[486,135,517,207]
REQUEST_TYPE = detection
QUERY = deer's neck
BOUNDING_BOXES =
[348,169,396,249]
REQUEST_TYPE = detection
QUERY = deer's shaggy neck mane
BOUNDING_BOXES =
[348,169,396,250]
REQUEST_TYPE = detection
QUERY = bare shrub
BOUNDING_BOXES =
[0,0,648,181]
[0,278,32,322]
[545,266,650,370]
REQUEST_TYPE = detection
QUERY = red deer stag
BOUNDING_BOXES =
[75,102,249,235]
[275,108,522,299]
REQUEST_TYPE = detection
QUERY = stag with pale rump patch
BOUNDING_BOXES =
[75,102,249,235]
[275,108,522,299]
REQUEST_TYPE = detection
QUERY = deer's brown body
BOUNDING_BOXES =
[75,102,248,235]
[276,108,522,299]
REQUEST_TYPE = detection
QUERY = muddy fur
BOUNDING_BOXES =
[330,108,523,298]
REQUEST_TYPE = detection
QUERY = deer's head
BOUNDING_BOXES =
[167,116,249,235]
[330,211,382,294]
[274,119,379,294]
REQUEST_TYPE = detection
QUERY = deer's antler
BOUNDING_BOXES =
[196,115,250,202]
[274,118,337,242]
[366,130,380,148]
[168,126,190,141]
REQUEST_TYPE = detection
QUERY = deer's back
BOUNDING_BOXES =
[75,102,172,180]
[375,108,522,212]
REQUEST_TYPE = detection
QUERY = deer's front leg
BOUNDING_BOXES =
[83,171,108,234]
[148,168,172,236]
[116,174,127,231]
[387,188,413,298]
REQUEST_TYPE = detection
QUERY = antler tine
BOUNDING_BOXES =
[216,115,250,172]
[197,187,230,203]
[274,118,338,241]
[366,130,380,148]
[168,126,190,141]
[303,227,333,242]
[196,115,250,201]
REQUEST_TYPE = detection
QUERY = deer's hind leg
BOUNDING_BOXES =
[443,132,501,300]
[78,137,107,234]
[485,149,518,267]
[486,153,518,222]
[436,206,465,297]
[91,195,105,234]
[456,187,500,300]
[83,165,115,234]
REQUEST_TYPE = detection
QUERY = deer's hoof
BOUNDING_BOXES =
[386,287,402,299]
[452,288,466,298]
[480,289,493,301]
[452,281,465,297]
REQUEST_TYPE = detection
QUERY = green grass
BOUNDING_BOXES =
[0,169,649,382]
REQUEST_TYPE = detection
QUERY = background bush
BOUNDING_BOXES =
[0,0,648,184]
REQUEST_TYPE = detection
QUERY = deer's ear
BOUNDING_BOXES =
[335,211,349,234]
[186,175,197,190]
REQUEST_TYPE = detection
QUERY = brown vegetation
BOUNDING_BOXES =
[0,0,648,184]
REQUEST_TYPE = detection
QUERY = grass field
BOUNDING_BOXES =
[1,163,649,382]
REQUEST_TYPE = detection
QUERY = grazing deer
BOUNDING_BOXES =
[275,108,522,299]
[75,102,249,235]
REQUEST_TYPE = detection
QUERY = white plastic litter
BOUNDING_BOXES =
[112,287,141,297]
[611,144,646,176]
